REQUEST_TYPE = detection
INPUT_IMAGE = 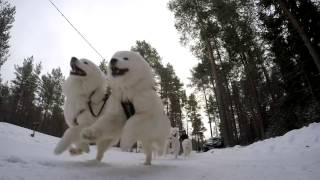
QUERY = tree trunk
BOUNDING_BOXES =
[206,41,234,146]
[277,0,320,72]
[194,0,234,146]
[214,39,238,143]
[232,83,250,144]
[240,53,265,139]
[202,87,213,138]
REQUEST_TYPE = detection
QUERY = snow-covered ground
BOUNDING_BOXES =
[0,122,319,180]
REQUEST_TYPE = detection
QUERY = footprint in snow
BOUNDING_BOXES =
[37,161,57,167]
[4,156,27,164]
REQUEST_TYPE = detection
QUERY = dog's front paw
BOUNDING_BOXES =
[54,145,64,155]
[81,128,99,141]
[69,147,83,156]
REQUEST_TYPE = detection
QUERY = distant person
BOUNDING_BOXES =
[179,130,188,142]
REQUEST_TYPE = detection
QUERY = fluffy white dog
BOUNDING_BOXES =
[168,127,180,159]
[82,51,170,165]
[182,139,192,157]
[136,141,143,153]
[54,57,125,161]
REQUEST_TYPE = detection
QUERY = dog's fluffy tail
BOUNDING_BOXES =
[54,126,81,155]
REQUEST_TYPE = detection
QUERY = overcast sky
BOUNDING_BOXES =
[2,0,198,84]
[2,0,212,137]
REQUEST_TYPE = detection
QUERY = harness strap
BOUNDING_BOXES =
[73,88,111,126]
[73,109,85,125]
[88,88,111,118]
[121,101,135,119]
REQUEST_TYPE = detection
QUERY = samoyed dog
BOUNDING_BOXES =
[54,57,126,161]
[82,51,170,165]
[182,139,192,157]
[168,127,180,159]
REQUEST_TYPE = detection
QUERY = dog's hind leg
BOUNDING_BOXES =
[96,139,113,161]
[120,115,147,151]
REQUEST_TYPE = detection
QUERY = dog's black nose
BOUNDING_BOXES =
[71,57,78,64]
[110,58,118,66]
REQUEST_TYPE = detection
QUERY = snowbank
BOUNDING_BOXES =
[0,122,319,180]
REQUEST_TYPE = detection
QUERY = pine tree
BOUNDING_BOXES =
[99,59,108,75]
[0,0,15,82]
[258,0,320,136]
[186,93,206,151]
[169,0,240,145]
[0,81,11,122]
[10,57,41,128]
[38,68,65,136]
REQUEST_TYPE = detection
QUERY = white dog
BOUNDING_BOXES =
[136,141,143,153]
[168,127,180,159]
[182,139,192,157]
[82,51,170,165]
[54,57,125,161]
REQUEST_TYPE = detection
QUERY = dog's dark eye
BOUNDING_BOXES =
[84,61,88,65]
[123,57,129,60]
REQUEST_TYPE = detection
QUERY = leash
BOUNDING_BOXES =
[47,0,105,61]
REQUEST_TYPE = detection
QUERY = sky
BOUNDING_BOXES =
[2,0,197,84]
[1,0,213,137]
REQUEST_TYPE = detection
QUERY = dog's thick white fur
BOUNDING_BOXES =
[82,51,170,165]
[54,57,125,161]
[168,127,180,159]
[80,94,127,161]
[182,139,192,157]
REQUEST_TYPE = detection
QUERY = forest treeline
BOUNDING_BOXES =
[168,0,320,146]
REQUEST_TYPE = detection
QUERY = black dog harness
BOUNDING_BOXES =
[72,88,137,125]
[73,88,111,125]
[88,88,110,118]
[121,101,135,119]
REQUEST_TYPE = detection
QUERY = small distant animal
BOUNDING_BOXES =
[168,127,180,159]
[182,139,192,157]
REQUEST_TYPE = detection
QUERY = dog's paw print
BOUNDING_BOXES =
[81,128,98,141]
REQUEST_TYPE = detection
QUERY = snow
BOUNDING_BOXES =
[0,122,320,180]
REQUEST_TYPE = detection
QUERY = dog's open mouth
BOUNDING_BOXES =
[70,63,86,76]
[111,66,129,76]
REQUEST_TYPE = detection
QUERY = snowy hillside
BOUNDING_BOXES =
[0,122,319,180]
